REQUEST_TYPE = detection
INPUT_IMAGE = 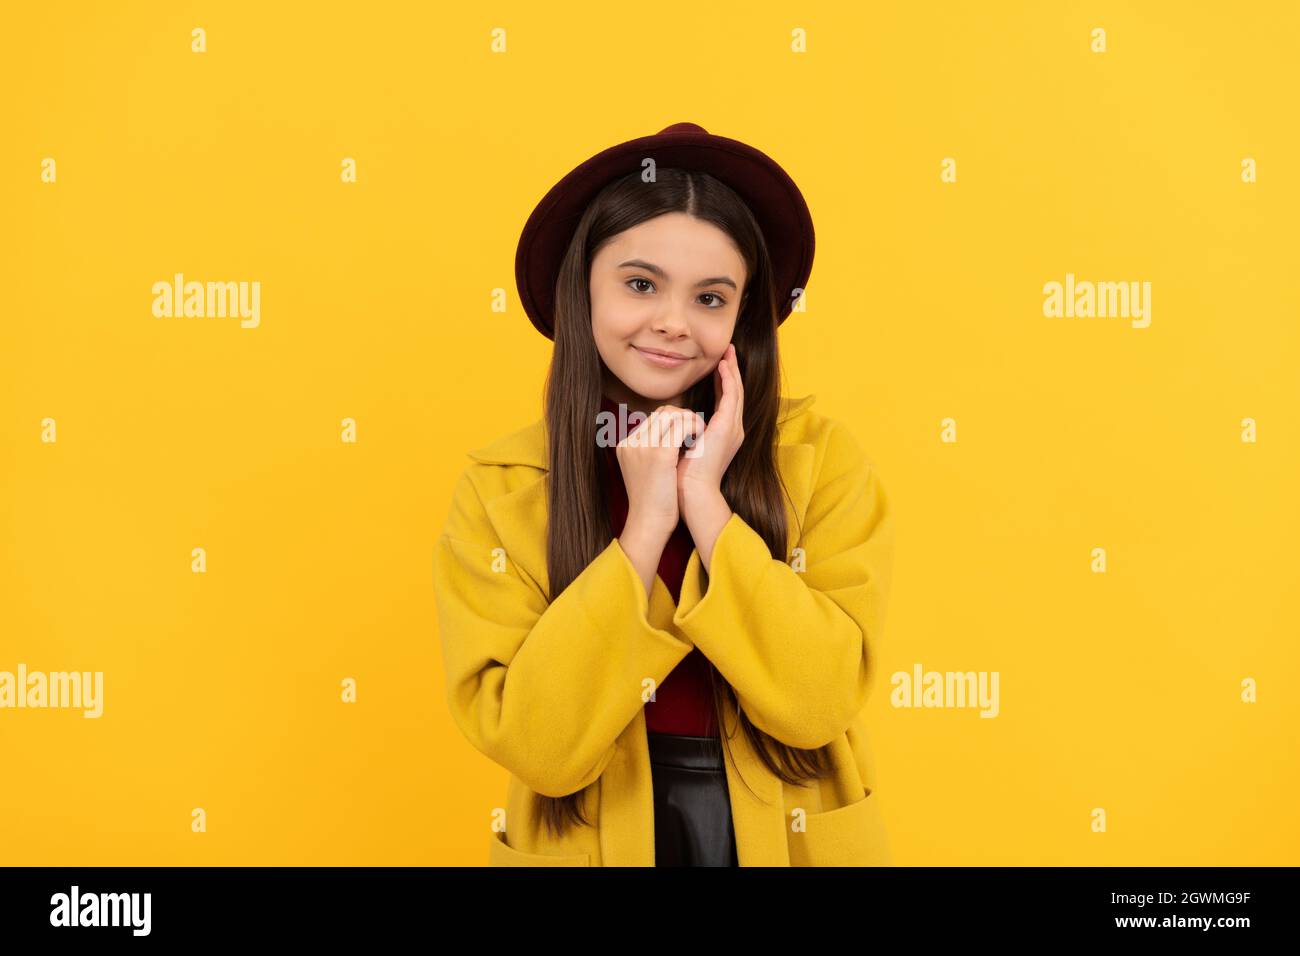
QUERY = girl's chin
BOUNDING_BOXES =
[613,375,689,404]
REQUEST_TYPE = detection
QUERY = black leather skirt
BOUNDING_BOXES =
[647,731,739,866]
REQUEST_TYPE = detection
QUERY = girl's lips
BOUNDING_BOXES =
[633,345,690,369]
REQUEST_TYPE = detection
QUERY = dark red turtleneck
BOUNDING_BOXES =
[598,394,719,736]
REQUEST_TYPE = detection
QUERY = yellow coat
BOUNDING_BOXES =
[433,394,895,866]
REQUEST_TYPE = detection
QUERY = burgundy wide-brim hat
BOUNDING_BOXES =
[514,121,815,340]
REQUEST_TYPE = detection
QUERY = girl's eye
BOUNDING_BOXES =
[626,278,727,308]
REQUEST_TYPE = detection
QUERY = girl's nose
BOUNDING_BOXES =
[651,302,691,337]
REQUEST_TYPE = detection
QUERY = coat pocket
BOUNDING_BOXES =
[787,788,891,867]
[489,829,592,867]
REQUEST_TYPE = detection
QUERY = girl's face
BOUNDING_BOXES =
[590,212,746,417]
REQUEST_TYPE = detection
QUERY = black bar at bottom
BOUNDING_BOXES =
[0,866,1291,941]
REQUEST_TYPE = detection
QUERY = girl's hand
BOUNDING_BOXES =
[617,405,706,543]
[677,343,744,513]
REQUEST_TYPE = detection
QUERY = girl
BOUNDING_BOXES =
[434,123,895,866]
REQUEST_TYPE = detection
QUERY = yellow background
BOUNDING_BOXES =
[2,1,1296,865]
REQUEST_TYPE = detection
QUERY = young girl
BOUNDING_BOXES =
[433,123,895,867]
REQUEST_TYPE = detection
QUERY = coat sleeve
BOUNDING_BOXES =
[671,420,894,750]
[433,468,695,798]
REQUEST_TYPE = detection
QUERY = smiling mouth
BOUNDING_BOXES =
[632,345,692,368]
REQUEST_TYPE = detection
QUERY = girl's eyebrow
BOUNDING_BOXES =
[617,258,737,291]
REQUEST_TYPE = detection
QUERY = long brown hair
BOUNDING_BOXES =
[536,166,833,839]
